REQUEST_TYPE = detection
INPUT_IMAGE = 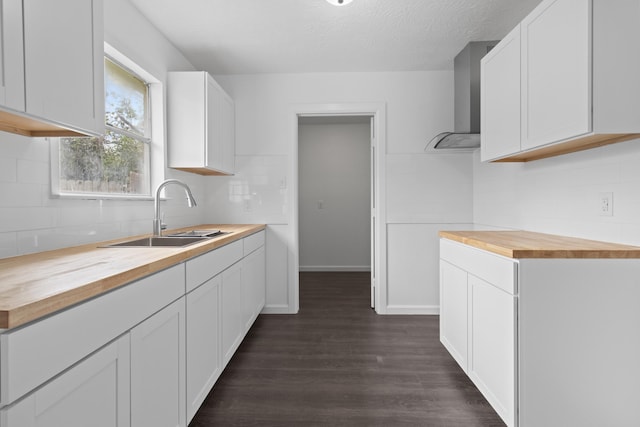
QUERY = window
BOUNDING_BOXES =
[53,55,153,197]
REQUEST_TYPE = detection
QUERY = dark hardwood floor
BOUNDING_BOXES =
[189,272,505,426]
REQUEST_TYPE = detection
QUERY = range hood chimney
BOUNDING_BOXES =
[426,41,498,151]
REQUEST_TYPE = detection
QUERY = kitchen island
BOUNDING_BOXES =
[439,230,640,427]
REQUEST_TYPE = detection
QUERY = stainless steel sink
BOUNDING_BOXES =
[165,229,224,238]
[104,236,208,248]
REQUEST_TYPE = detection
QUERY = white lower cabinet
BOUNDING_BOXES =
[186,276,222,423]
[0,334,131,427]
[221,263,244,368]
[242,245,266,331]
[440,237,640,426]
[131,297,186,427]
[439,260,468,370]
[440,239,517,427]
[0,230,267,427]
[467,275,516,426]
[184,230,266,422]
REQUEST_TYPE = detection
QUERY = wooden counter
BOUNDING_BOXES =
[0,224,265,330]
[439,230,640,259]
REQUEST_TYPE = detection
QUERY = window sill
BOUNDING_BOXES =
[51,192,154,202]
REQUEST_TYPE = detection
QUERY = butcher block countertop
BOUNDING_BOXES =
[439,230,640,259]
[0,224,265,330]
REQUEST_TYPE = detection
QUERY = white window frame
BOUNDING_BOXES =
[51,43,164,200]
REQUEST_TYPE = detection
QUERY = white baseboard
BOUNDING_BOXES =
[384,305,440,315]
[298,265,371,272]
[260,305,296,314]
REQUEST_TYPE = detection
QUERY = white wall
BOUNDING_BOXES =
[298,121,371,272]
[474,137,640,245]
[0,2,477,315]
[209,72,475,314]
[386,152,474,313]
[0,0,204,258]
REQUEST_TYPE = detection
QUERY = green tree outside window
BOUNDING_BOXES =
[59,58,150,196]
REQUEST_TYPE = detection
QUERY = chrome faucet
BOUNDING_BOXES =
[153,179,197,236]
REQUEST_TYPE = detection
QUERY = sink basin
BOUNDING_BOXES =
[104,236,208,248]
[165,229,224,238]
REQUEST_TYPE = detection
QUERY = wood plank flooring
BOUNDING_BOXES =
[189,272,505,426]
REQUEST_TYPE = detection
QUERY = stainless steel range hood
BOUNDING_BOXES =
[426,41,498,151]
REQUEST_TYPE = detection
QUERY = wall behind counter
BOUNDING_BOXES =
[474,137,640,245]
[0,0,203,258]
[207,72,474,314]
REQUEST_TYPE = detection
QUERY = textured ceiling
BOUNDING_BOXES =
[130,0,541,75]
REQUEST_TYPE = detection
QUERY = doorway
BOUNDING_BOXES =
[297,116,371,275]
[290,103,386,313]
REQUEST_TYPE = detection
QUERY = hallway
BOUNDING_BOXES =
[189,272,504,426]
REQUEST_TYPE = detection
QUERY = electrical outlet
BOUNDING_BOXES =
[599,192,613,216]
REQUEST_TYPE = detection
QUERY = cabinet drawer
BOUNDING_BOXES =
[440,239,517,295]
[243,230,265,256]
[0,264,184,406]
[186,240,243,293]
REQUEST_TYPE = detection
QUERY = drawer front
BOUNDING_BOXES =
[0,264,184,406]
[243,230,265,256]
[440,239,517,295]
[186,240,243,293]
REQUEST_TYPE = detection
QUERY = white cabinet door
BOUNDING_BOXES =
[0,335,130,427]
[186,276,222,423]
[481,24,521,161]
[221,93,235,174]
[22,0,103,135]
[521,0,591,150]
[468,275,516,427]
[206,76,223,172]
[439,260,468,371]
[205,75,234,174]
[131,298,186,427]
[167,71,234,175]
[0,0,24,111]
[242,245,266,331]
[221,262,243,367]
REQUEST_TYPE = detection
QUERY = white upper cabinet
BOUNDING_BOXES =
[0,0,24,112]
[168,71,235,176]
[520,0,590,150]
[0,0,104,137]
[480,24,521,161]
[482,0,640,162]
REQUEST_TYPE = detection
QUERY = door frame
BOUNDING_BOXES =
[289,103,388,314]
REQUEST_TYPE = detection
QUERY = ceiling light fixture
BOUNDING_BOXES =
[326,0,353,6]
